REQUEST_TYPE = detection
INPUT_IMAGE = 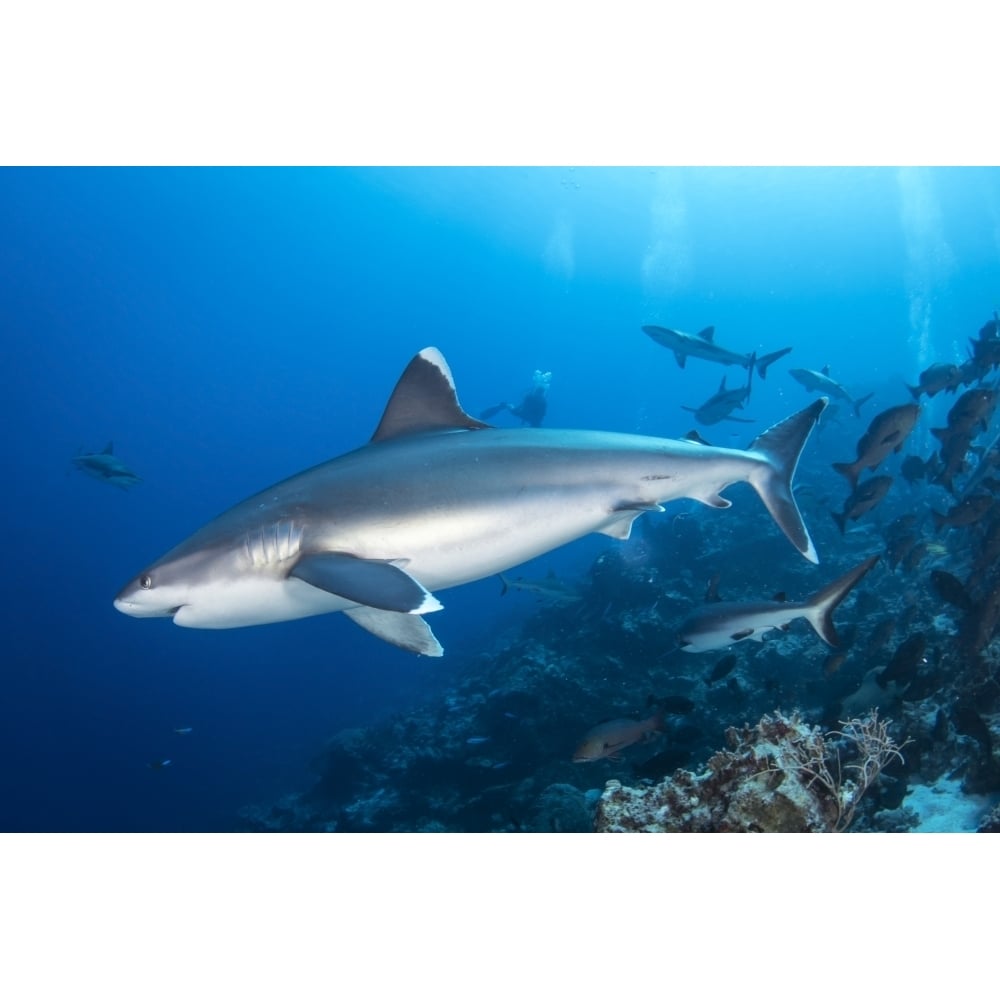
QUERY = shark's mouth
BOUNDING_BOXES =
[169,605,186,617]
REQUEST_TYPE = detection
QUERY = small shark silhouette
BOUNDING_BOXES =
[72,442,142,490]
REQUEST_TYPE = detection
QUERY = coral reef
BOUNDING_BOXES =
[593,710,907,832]
[236,453,1000,832]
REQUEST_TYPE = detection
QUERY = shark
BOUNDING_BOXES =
[114,348,826,656]
[678,555,880,653]
[499,570,582,606]
[642,324,792,379]
[788,366,873,417]
[681,361,755,426]
[72,442,143,490]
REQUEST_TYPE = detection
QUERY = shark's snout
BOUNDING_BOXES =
[113,594,177,618]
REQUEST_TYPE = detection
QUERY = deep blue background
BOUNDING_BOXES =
[1,167,998,830]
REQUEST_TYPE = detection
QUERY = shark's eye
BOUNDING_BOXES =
[140,575,152,590]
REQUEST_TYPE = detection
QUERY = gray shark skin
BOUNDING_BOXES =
[642,325,791,379]
[114,348,826,656]
[678,554,880,653]
[72,442,143,490]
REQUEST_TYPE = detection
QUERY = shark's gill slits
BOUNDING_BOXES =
[244,520,303,567]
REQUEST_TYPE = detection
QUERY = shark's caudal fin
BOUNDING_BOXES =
[802,554,880,645]
[852,391,874,418]
[755,347,792,380]
[747,397,827,563]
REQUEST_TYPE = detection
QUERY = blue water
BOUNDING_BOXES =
[2,166,998,831]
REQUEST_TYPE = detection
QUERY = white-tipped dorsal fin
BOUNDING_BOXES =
[371,347,490,443]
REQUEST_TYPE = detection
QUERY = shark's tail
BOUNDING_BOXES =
[852,392,874,418]
[802,554,880,645]
[755,347,792,380]
[746,397,827,563]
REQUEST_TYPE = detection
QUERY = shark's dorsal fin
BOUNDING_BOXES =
[698,326,715,342]
[821,365,830,376]
[372,348,490,443]
[102,441,114,454]
[718,375,727,391]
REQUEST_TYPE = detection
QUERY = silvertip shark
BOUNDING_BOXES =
[114,348,827,656]
[678,554,880,652]
[642,324,792,379]
[73,442,143,490]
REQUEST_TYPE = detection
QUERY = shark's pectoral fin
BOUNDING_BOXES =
[674,351,687,369]
[344,606,444,656]
[598,502,665,539]
[291,552,442,614]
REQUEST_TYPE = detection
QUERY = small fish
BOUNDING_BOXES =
[930,570,974,612]
[933,388,997,438]
[832,404,920,490]
[907,362,962,400]
[877,634,927,689]
[572,709,665,763]
[706,653,738,684]
[651,695,696,714]
[831,476,893,534]
[173,727,193,735]
[900,454,930,486]
[466,736,491,745]
[823,652,847,676]
[931,493,994,532]
[147,759,172,769]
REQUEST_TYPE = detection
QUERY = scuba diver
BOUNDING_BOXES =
[480,369,552,427]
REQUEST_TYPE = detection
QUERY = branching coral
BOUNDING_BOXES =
[753,710,910,831]
[594,709,909,832]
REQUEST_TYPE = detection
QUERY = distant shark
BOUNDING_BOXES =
[115,348,826,656]
[642,324,792,379]
[72,442,143,490]
[788,366,873,417]
[678,555,880,652]
[499,570,582,606]
[681,362,755,426]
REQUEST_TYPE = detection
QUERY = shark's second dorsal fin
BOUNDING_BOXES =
[698,326,715,342]
[371,347,490,443]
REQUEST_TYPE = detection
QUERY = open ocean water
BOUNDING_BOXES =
[3,166,1000,832]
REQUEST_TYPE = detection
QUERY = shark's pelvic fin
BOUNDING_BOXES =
[290,552,443,614]
[371,346,490,442]
[599,502,665,539]
[343,606,444,656]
